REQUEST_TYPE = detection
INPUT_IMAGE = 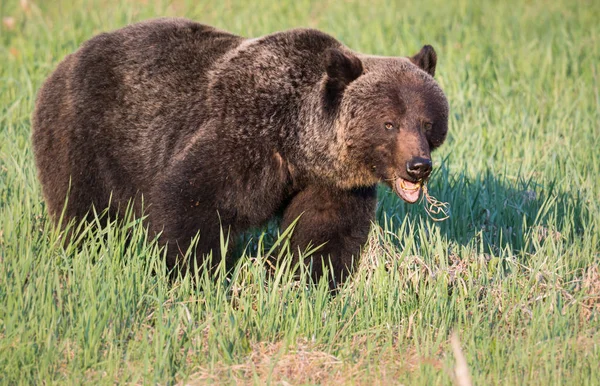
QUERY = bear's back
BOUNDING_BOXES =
[68,18,244,173]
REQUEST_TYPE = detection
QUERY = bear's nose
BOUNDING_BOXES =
[406,157,432,181]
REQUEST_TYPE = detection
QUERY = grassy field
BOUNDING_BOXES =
[1,0,599,384]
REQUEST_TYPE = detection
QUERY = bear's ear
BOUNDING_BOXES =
[409,45,437,76]
[323,48,363,109]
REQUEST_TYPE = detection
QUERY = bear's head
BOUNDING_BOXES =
[324,45,449,203]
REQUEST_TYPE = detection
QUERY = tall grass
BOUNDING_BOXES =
[1,0,599,384]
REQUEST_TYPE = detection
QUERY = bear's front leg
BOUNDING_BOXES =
[149,185,234,275]
[281,185,377,288]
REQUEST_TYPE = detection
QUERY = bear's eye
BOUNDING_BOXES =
[384,122,395,130]
[422,122,433,131]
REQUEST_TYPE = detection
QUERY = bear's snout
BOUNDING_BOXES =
[406,156,432,182]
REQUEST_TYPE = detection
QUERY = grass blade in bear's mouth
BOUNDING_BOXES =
[394,178,422,203]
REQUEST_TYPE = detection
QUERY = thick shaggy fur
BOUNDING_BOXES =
[32,18,449,286]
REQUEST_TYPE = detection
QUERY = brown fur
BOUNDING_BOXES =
[32,18,449,287]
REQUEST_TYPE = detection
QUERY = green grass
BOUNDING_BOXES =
[1,0,599,384]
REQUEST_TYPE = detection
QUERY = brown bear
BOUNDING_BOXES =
[32,18,449,286]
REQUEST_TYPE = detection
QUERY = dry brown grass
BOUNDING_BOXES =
[579,264,600,323]
[183,339,440,385]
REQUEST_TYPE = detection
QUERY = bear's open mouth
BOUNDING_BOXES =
[394,178,422,203]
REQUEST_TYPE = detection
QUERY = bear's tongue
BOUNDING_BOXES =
[394,178,422,203]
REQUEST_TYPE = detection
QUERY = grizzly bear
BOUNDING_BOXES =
[32,18,449,286]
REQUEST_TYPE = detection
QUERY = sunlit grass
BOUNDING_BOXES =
[1,0,599,384]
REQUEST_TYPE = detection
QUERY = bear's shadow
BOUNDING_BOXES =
[373,167,587,259]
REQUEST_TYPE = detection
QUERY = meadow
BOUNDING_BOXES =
[1,0,599,384]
